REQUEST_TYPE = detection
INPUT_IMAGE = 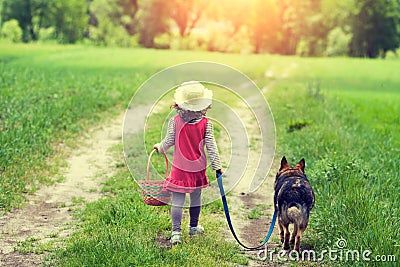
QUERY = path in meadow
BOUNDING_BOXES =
[224,66,301,266]
[218,95,280,267]
[0,90,281,267]
[0,112,125,267]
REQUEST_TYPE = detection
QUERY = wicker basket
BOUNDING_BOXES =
[139,149,171,206]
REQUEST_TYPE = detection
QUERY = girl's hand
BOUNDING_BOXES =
[153,143,160,151]
[216,169,223,178]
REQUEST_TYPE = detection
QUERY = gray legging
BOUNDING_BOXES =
[171,189,202,232]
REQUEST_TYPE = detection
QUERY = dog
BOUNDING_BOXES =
[274,156,315,251]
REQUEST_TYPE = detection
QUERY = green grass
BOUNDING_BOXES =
[264,58,400,266]
[1,43,399,266]
[45,163,246,267]
[247,205,267,219]
[0,44,150,211]
[16,236,57,254]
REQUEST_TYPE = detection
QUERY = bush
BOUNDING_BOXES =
[205,22,252,53]
[38,27,56,42]
[0,19,23,43]
[326,27,352,56]
[89,24,136,47]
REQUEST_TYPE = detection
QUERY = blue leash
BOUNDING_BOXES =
[217,173,277,250]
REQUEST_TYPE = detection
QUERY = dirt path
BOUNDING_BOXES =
[222,66,302,266]
[0,112,125,267]
[218,91,281,266]
[226,173,280,266]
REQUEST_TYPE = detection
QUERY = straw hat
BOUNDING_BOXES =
[174,81,212,111]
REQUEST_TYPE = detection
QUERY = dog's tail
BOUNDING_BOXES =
[287,203,308,227]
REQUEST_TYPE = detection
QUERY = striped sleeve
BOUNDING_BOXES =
[159,118,175,154]
[205,121,222,170]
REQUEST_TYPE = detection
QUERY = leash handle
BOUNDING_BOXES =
[217,173,277,250]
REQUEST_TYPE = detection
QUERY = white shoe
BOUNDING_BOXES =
[188,225,204,236]
[170,231,182,245]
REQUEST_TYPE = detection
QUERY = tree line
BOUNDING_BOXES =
[1,0,399,58]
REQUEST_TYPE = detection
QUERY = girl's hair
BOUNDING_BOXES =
[170,102,211,112]
[171,102,211,122]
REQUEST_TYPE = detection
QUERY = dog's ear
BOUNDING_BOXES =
[295,158,305,173]
[279,156,290,171]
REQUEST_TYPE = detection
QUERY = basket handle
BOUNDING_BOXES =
[146,149,169,181]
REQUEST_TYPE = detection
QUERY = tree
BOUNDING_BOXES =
[247,0,280,54]
[211,0,251,37]
[170,0,209,37]
[1,0,45,41]
[1,0,88,43]
[0,0,3,27]
[89,0,137,46]
[274,0,328,56]
[349,0,400,58]
[46,0,88,43]
[203,0,252,52]
[320,0,355,31]
[118,0,139,35]
[319,0,356,56]
[136,0,170,48]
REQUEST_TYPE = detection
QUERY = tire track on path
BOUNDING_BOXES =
[0,112,125,267]
[218,87,280,266]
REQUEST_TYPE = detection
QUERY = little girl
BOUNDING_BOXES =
[154,81,222,245]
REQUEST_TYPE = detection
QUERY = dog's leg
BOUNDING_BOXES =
[294,224,307,252]
[290,223,298,244]
[278,217,284,243]
[283,224,290,250]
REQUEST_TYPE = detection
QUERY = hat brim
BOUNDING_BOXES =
[174,88,212,111]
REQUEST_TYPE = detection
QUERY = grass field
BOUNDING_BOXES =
[1,43,399,266]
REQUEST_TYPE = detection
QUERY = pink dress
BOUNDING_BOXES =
[163,115,209,193]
